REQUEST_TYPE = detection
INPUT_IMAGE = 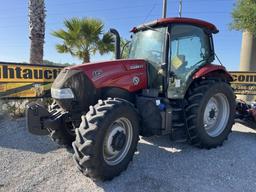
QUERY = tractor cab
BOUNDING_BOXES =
[129,17,218,98]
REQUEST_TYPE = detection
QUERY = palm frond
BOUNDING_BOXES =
[98,32,115,54]
[55,44,69,53]
[102,32,115,44]
[51,30,69,40]
[80,18,103,42]
[56,43,76,57]
[52,17,113,62]
[64,17,81,32]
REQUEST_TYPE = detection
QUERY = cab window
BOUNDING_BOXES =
[168,24,212,98]
[170,24,211,76]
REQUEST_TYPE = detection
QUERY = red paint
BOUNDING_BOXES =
[132,17,218,34]
[193,64,232,80]
[69,59,148,92]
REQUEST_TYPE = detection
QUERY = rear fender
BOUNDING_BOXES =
[192,64,232,81]
[181,64,233,99]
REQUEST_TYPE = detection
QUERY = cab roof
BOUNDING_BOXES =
[131,17,219,34]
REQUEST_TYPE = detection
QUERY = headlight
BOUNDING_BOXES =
[51,88,75,99]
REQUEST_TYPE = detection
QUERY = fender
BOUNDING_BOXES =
[69,59,148,92]
[176,64,233,99]
[192,64,233,81]
[101,87,136,103]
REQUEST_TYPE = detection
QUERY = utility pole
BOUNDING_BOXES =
[162,0,167,18]
[179,0,183,17]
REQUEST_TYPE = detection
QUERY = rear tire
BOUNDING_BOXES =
[185,79,235,149]
[72,98,139,181]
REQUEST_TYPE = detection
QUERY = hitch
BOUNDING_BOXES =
[26,102,67,135]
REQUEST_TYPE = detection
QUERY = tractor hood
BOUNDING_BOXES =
[67,59,148,92]
[51,59,148,111]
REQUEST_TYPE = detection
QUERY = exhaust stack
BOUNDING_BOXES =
[110,28,121,59]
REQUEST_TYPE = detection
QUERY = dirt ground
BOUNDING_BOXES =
[1,116,256,192]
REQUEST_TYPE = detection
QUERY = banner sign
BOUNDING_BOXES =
[0,62,64,99]
[230,71,256,95]
[1,62,256,98]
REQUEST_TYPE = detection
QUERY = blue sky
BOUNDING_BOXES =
[0,0,241,70]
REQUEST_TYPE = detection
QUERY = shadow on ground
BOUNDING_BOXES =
[0,117,60,153]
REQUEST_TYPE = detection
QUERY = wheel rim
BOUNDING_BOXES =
[103,117,133,166]
[203,93,230,137]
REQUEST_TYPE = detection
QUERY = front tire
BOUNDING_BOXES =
[72,98,139,181]
[185,79,235,149]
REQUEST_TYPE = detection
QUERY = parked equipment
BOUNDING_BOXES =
[26,17,236,180]
[235,100,256,129]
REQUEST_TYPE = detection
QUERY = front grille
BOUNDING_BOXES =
[52,70,97,113]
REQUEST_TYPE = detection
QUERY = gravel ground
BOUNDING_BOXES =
[1,116,256,192]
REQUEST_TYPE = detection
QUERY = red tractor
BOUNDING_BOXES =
[27,17,235,180]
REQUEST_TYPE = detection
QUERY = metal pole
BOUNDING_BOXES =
[162,0,167,18]
[179,0,182,17]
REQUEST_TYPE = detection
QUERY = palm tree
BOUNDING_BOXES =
[52,18,114,63]
[29,0,46,64]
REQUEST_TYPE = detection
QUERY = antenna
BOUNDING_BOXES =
[176,0,183,55]
[163,0,182,18]
[179,0,183,17]
[162,0,167,18]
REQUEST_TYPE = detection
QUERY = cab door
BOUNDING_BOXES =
[167,24,213,99]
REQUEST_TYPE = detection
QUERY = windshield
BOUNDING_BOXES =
[128,27,167,65]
